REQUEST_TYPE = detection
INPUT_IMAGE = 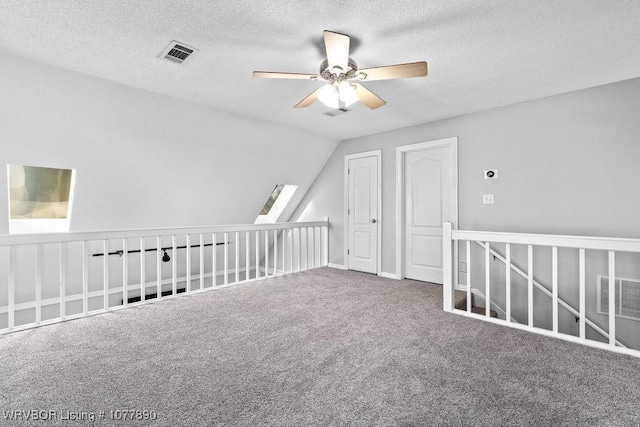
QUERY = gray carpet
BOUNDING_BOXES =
[1,268,639,426]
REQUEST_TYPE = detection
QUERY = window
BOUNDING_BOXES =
[260,184,285,216]
[7,164,75,233]
[255,184,297,224]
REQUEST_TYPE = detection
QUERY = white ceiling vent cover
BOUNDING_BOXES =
[598,275,640,321]
[160,41,197,64]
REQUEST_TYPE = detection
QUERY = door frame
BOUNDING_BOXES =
[395,137,458,284]
[344,150,382,275]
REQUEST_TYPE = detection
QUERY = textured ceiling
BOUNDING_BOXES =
[1,1,639,140]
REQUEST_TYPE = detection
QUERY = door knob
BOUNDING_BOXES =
[371,219,377,223]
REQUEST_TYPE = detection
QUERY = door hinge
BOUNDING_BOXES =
[348,208,350,215]
[348,168,350,174]
[347,249,350,255]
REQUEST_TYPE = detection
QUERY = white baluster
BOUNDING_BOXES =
[35,244,42,325]
[442,222,453,312]
[122,239,128,306]
[60,242,66,319]
[265,230,269,277]
[322,221,329,266]
[274,229,278,276]
[140,238,145,302]
[528,245,533,327]
[579,248,586,339]
[156,236,162,299]
[505,243,511,322]
[297,228,302,272]
[235,231,240,284]
[199,234,204,290]
[186,234,192,292]
[255,230,260,279]
[83,241,89,314]
[609,251,616,346]
[8,246,15,329]
[552,246,558,333]
[466,241,471,313]
[103,240,109,309]
[485,242,490,318]
[172,236,177,295]
[212,233,217,287]
[224,232,229,285]
[245,231,250,281]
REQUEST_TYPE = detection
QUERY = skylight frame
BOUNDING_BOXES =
[7,164,76,234]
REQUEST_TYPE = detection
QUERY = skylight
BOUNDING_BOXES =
[255,185,297,224]
[7,164,75,233]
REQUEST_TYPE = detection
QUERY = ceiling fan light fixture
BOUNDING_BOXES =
[253,30,427,110]
[317,84,340,109]
[338,82,359,107]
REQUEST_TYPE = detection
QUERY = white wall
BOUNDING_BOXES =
[0,51,339,234]
[293,77,640,271]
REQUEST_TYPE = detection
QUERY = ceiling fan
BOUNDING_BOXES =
[253,30,428,110]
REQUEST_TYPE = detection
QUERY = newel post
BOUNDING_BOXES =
[442,222,454,312]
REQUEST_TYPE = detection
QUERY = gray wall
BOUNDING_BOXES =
[0,52,339,233]
[293,77,640,272]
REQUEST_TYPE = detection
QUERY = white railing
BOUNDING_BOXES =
[0,220,329,334]
[442,222,640,358]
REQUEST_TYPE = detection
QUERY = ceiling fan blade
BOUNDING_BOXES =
[353,84,386,109]
[357,61,428,81]
[324,30,350,71]
[253,71,320,80]
[293,88,320,108]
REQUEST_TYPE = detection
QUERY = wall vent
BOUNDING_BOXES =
[160,41,197,64]
[597,275,640,321]
[324,108,351,117]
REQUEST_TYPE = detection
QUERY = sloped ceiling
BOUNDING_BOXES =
[0,1,639,140]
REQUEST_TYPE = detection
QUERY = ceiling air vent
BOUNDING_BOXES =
[598,275,640,321]
[323,108,351,117]
[160,41,197,64]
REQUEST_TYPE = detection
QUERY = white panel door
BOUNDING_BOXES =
[404,146,453,283]
[348,156,378,274]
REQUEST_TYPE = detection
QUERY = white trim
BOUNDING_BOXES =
[328,263,346,270]
[344,150,382,276]
[395,137,459,282]
[379,271,399,280]
[449,309,640,359]
[0,220,329,246]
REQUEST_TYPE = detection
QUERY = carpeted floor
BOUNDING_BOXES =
[1,267,639,426]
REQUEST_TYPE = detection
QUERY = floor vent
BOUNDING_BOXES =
[160,41,197,64]
[597,275,640,321]
[324,108,351,117]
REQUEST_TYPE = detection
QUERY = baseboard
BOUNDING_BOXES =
[379,272,399,280]
[328,263,346,270]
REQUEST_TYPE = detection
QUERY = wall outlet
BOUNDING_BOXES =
[483,194,495,204]
[484,169,498,179]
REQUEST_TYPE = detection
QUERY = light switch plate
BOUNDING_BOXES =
[483,194,495,204]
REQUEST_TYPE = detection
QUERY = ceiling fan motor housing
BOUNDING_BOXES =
[320,58,360,83]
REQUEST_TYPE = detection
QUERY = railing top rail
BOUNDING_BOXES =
[0,220,329,246]
[450,226,640,253]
